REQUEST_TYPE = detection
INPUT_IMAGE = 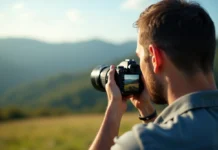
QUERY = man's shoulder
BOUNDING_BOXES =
[111,129,141,150]
[131,121,180,149]
[112,108,218,150]
[112,122,177,150]
[112,122,178,150]
[134,108,218,148]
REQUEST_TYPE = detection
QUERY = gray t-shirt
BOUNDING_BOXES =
[111,90,218,150]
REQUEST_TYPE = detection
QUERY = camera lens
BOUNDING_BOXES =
[90,65,110,92]
[91,59,143,96]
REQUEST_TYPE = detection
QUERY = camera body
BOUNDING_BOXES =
[115,59,144,96]
[91,59,144,96]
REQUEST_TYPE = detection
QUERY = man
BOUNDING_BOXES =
[89,0,218,149]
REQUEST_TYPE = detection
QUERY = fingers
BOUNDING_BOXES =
[105,65,115,92]
[123,95,133,100]
[105,65,123,102]
[129,94,139,101]
[107,65,115,84]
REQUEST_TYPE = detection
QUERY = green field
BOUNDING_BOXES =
[0,113,140,150]
[124,83,139,92]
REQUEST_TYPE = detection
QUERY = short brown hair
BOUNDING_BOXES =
[136,0,216,74]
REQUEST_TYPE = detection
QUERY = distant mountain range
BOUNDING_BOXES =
[0,38,217,115]
[0,54,140,113]
[0,38,136,94]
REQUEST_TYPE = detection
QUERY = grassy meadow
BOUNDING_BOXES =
[0,113,140,150]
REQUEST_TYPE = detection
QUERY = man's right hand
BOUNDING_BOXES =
[129,89,156,123]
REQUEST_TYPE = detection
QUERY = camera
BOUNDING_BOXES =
[90,59,144,96]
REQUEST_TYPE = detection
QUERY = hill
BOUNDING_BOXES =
[0,38,136,94]
[0,39,217,120]
[0,72,106,112]
[0,54,141,114]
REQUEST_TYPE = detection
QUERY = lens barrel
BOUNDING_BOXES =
[90,65,110,92]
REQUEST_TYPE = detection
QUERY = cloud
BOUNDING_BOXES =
[0,6,85,43]
[66,9,81,23]
[13,2,24,9]
[121,0,151,11]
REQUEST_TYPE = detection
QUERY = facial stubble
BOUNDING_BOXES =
[144,60,167,104]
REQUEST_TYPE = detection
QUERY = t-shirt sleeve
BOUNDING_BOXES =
[111,131,141,150]
[111,120,182,150]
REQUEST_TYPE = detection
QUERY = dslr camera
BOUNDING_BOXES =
[90,59,144,96]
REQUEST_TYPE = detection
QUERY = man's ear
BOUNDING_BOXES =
[149,44,163,73]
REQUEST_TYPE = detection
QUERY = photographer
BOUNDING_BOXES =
[89,0,218,149]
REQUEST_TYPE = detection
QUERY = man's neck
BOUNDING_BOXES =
[166,71,217,105]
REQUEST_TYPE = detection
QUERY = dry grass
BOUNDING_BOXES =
[0,113,140,150]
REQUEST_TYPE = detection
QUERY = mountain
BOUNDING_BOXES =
[0,38,136,94]
[0,54,141,113]
[1,38,217,119]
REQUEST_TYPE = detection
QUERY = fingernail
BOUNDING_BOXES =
[110,65,114,69]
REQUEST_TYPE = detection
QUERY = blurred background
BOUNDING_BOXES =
[0,0,217,149]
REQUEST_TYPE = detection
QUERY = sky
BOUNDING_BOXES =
[0,0,217,44]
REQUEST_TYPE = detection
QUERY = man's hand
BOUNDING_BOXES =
[89,65,128,150]
[105,65,155,121]
[129,84,156,123]
[105,65,128,114]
